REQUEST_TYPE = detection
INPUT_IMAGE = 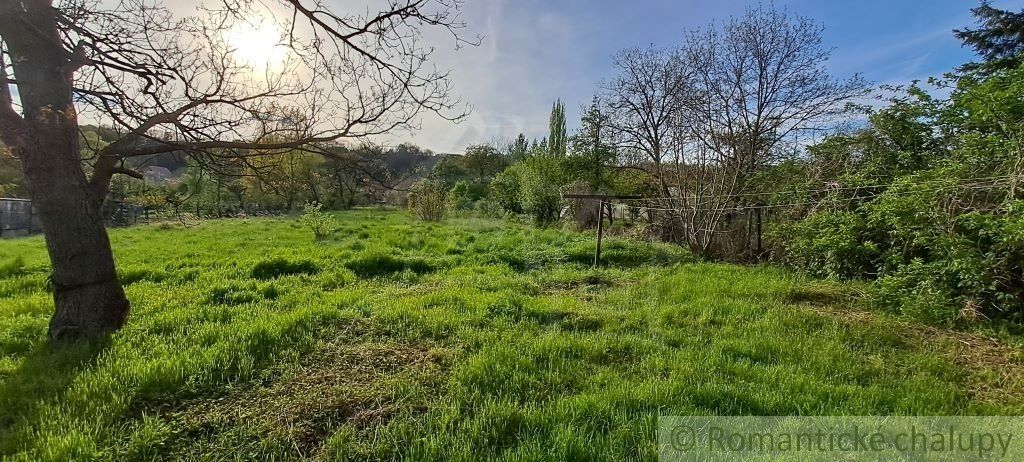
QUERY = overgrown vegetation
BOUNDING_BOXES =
[5,2,1024,331]
[764,6,1024,324]
[1,210,1022,460]
[407,179,448,222]
[406,2,1024,327]
[2,7,1024,459]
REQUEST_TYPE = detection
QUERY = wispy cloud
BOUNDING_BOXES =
[393,0,1002,153]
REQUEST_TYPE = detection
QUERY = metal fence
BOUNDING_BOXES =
[0,198,42,238]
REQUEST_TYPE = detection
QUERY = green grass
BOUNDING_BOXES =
[0,210,1020,461]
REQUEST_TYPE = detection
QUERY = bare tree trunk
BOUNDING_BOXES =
[2,0,129,340]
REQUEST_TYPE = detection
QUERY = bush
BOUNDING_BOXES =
[777,188,1024,324]
[871,260,963,325]
[300,202,335,240]
[774,211,879,280]
[408,179,448,221]
[490,167,523,214]
[474,199,506,218]
[519,156,566,227]
[447,181,474,211]
[871,207,1024,324]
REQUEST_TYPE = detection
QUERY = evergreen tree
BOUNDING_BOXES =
[509,133,530,161]
[548,99,567,158]
[955,1,1024,69]
[569,98,617,191]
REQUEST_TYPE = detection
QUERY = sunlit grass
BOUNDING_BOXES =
[0,210,1019,461]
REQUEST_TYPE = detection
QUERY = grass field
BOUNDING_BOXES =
[1,210,1022,461]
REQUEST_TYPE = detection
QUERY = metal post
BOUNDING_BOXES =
[756,206,763,256]
[594,200,605,267]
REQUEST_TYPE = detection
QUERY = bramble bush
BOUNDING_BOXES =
[869,202,1024,324]
[772,62,1024,324]
[773,211,879,280]
[780,188,1024,324]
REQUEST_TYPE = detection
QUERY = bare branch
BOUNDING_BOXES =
[15,0,474,197]
[111,166,144,179]
[0,39,26,148]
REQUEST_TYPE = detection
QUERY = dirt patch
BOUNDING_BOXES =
[168,340,454,458]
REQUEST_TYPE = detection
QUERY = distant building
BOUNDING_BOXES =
[0,198,42,238]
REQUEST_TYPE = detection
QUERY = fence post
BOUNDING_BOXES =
[756,206,763,257]
[594,200,605,267]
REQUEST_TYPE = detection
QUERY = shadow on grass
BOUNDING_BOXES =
[784,283,851,307]
[0,336,110,454]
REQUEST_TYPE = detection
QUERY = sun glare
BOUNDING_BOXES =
[224,17,288,71]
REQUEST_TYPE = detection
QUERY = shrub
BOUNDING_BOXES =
[300,202,335,240]
[871,260,962,325]
[490,167,523,214]
[777,187,1024,324]
[871,207,1024,324]
[447,181,474,211]
[408,179,447,221]
[774,211,879,280]
[474,199,506,218]
[519,156,566,227]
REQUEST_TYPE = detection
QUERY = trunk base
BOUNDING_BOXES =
[48,280,130,341]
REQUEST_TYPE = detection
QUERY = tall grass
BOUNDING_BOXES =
[0,210,1018,461]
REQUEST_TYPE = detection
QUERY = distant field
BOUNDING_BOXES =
[1,210,1021,461]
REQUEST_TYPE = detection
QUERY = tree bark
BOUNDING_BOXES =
[2,0,129,341]
[22,141,129,341]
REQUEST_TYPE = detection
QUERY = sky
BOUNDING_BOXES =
[391,0,1024,153]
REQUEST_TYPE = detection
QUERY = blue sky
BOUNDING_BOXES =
[399,0,1024,153]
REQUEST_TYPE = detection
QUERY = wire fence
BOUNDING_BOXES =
[572,175,1015,261]
[607,176,1013,212]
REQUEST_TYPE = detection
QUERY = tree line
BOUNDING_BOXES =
[409,2,1024,325]
[414,6,863,238]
